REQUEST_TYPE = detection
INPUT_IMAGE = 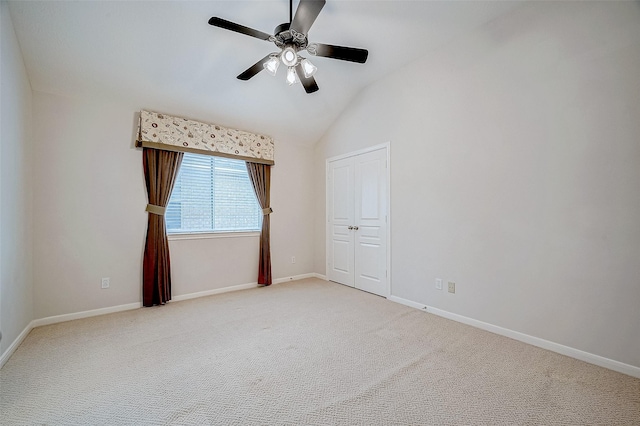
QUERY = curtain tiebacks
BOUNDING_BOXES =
[262,207,273,216]
[146,204,166,216]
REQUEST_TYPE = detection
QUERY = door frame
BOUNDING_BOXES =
[325,142,391,298]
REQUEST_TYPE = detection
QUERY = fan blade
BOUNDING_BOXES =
[311,43,368,63]
[237,55,272,81]
[290,0,326,35]
[295,64,319,94]
[208,17,271,41]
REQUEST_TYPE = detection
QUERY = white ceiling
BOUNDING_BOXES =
[7,0,523,146]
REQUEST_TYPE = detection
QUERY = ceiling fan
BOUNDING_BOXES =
[208,0,368,94]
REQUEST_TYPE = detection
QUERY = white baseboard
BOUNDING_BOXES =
[173,282,258,302]
[0,321,35,369]
[388,295,640,379]
[273,272,326,284]
[32,302,142,328]
[8,278,635,378]
[35,274,323,326]
[388,295,424,310]
[174,273,325,301]
[3,301,144,369]
[1,273,327,369]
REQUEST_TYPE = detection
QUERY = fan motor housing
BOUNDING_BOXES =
[274,22,290,36]
[272,22,308,50]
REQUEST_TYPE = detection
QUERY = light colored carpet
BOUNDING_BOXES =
[1,278,638,425]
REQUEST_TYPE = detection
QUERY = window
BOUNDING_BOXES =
[166,153,262,234]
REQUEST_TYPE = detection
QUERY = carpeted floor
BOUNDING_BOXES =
[1,278,639,425]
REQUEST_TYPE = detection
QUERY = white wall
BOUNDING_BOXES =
[314,1,640,368]
[0,0,34,354]
[32,91,315,319]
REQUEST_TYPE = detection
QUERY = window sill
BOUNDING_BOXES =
[168,231,261,241]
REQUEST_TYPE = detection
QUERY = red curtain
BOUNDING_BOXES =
[246,162,272,286]
[142,148,184,306]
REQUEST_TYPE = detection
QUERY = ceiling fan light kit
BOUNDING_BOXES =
[300,58,317,78]
[208,0,368,94]
[281,46,298,67]
[286,67,299,86]
[263,55,280,76]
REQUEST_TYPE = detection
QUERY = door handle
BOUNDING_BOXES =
[353,226,359,231]
[348,226,353,230]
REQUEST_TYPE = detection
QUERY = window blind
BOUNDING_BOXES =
[166,153,262,234]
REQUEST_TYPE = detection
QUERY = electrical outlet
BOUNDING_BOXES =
[435,278,443,290]
[291,256,296,264]
[101,277,110,289]
[448,282,455,294]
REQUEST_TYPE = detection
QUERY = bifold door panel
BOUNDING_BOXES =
[327,147,388,297]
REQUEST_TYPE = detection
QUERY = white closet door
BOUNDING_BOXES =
[327,156,354,287]
[353,149,388,296]
[327,146,388,297]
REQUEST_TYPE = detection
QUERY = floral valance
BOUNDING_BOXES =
[136,110,274,165]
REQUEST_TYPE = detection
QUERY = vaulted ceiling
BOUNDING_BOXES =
[7,1,523,145]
